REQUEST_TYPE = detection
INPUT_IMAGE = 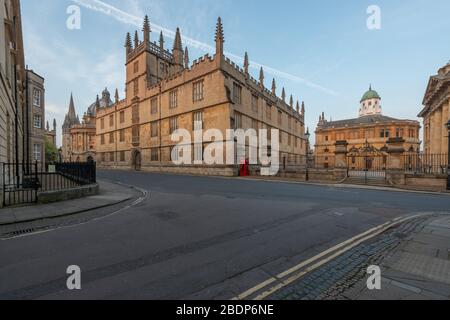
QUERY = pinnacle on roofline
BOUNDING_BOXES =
[184,47,190,68]
[244,52,249,74]
[215,17,224,43]
[173,27,183,51]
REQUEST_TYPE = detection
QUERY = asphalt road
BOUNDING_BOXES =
[1,170,450,300]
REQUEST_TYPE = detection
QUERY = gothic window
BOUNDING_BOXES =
[151,148,159,161]
[109,132,114,144]
[171,145,179,162]
[193,111,203,131]
[233,83,242,104]
[266,103,272,120]
[151,98,158,114]
[194,144,203,163]
[278,111,282,126]
[120,151,125,162]
[110,152,114,162]
[169,117,178,134]
[101,134,105,145]
[133,79,139,96]
[169,89,178,109]
[193,80,204,102]
[133,61,139,74]
[251,95,258,113]
[151,121,158,137]
[100,118,105,130]
[120,111,125,124]
[109,115,114,127]
[234,112,242,130]
[119,129,125,142]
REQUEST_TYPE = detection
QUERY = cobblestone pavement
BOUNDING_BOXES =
[268,215,434,300]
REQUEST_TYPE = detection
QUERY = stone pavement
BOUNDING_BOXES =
[0,180,138,226]
[268,214,450,300]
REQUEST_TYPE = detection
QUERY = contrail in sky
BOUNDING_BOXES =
[72,0,339,96]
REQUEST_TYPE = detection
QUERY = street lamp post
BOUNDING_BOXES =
[446,120,450,190]
[305,128,311,182]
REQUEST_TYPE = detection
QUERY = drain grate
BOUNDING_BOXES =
[11,228,36,236]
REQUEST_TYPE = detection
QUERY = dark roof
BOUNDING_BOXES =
[319,114,416,130]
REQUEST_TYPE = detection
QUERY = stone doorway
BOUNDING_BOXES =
[132,150,142,171]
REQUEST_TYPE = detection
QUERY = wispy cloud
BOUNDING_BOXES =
[72,0,339,96]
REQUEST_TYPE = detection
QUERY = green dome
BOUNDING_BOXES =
[361,86,381,102]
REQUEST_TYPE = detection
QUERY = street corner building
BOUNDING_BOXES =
[314,86,421,169]
[419,61,450,155]
[94,16,307,176]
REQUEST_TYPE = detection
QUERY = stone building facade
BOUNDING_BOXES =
[418,62,450,155]
[315,87,421,162]
[95,16,307,175]
[0,0,25,165]
[62,90,112,162]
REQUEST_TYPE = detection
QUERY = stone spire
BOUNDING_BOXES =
[172,28,184,71]
[301,101,305,115]
[125,32,132,53]
[259,67,264,87]
[184,47,189,69]
[134,30,139,48]
[290,95,294,108]
[281,87,286,102]
[215,17,224,57]
[296,101,300,113]
[244,52,249,75]
[46,121,50,131]
[53,118,57,131]
[95,95,100,109]
[159,31,164,52]
[173,27,183,51]
[143,15,150,42]
[115,88,119,103]
[271,78,276,95]
[68,93,76,120]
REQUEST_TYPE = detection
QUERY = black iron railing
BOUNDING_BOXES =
[1,162,97,207]
[403,153,448,174]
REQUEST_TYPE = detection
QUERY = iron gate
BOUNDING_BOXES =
[347,142,387,183]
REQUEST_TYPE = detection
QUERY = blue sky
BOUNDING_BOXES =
[22,0,450,146]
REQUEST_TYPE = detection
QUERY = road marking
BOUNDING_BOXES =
[233,214,422,300]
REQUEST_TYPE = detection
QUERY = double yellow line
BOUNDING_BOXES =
[233,214,423,301]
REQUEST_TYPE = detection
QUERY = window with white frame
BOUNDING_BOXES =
[33,144,41,161]
[33,89,41,107]
[33,114,42,128]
